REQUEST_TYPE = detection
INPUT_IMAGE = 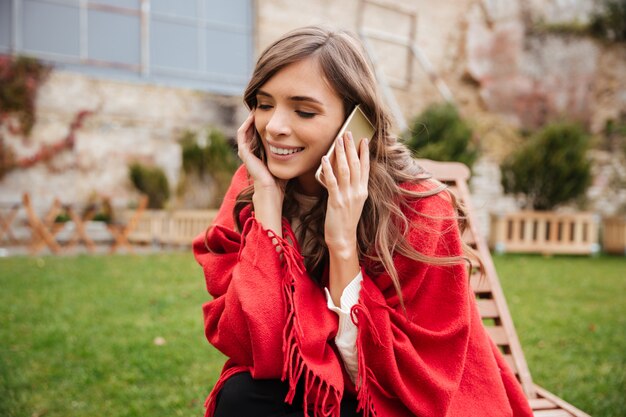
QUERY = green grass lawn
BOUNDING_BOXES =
[0,253,222,417]
[0,253,624,417]
[494,254,626,417]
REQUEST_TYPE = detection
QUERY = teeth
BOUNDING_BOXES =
[269,145,304,155]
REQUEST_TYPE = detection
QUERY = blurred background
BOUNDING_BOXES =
[0,0,625,416]
[1,0,624,229]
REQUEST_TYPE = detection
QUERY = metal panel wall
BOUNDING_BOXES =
[0,0,253,94]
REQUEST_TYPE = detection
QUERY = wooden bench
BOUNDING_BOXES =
[490,211,600,255]
[417,159,591,417]
[603,216,626,255]
[126,209,218,246]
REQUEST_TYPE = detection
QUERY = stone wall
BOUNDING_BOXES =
[462,0,626,225]
[2,0,624,240]
[255,0,625,142]
[254,0,626,236]
[1,71,244,210]
[255,0,475,123]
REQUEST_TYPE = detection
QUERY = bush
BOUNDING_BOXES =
[180,128,239,204]
[403,103,478,170]
[181,128,239,178]
[129,163,170,209]
[501,122,592,211]
[590,0,626,42]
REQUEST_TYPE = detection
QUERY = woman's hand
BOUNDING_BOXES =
[237,111,278,188]
[321,131,370,304]
[237,111,284,236]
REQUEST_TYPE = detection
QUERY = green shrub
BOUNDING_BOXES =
[180,128,239,203]
[54,210,71,223]
[501,122,592,211]
[181,128,239,178]
[590,0,626,42]
[603,117,626,153]
[403,103,478,169]
[129,163,170,209]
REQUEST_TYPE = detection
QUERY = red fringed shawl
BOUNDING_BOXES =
[193,166,534,417]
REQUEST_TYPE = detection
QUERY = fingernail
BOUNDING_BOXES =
[347,131,353,141]
[323,155,330,163]
[338,136,343,146]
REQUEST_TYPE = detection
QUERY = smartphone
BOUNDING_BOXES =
[315,104,375,188]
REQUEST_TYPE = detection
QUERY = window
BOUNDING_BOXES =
[0,0,254,94]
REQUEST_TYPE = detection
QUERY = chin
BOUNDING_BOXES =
[267,164,297,181]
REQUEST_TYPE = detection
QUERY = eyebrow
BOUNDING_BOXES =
[256,89,324,105]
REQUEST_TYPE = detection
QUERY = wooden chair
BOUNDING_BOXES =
[0,202,21,245]
[417,159,591,417]
[106,195,149,253]
[22,193,63,254]
[64,204,97,253]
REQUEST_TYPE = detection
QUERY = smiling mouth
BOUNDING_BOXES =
[269,145,305,155]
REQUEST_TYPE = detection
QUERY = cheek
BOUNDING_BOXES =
[298,125,331,152]
[313,123,340,150]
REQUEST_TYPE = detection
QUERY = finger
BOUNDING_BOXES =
[334,135,350,187]
[359,138,370,189]
[321,155,339,200]
[236,113,253,150]
[237,111,255,138]
[237,112,256,160]
[344,131,361,186]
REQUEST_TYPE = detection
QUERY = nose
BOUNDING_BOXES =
[265,108,291,137]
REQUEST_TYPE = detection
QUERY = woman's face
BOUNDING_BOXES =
[254,56,344,195]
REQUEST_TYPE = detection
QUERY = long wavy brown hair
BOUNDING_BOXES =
[233,25,473,311]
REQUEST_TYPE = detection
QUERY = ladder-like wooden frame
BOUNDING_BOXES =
[356,0,455,132]
[418,159,591,417]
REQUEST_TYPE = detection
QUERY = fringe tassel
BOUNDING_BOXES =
[238,217,341,416]
[350,304,384,347]
[352,304,384,417]
[203,365,247,417]
[277,225,341,417]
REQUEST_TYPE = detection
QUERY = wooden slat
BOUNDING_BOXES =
[503,354,516,373]
[416,159,592,416]
[447,185,460,197]
[416,159,470,182]
[530,398,560,410]
[534,385,592,417]
[489,211,599,255]
[533,410,573,417]
[22,193,62,254]
[603,217,626,254]
[470,275,491,293]
[127,209,217,246]
[476,299,498,318]
[485,326,508,345]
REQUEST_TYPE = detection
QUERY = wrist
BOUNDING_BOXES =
[328,244,360,306]
[327,239,358,259]
[252,186,283,237]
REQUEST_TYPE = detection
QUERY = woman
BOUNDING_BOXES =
[193,25,534,417]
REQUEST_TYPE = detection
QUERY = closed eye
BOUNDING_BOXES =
[296,110,315,119]
[257,104,273,110]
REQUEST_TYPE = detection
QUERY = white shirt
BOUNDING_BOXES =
[324,272,362,383]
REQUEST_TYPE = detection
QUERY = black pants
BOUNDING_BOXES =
[213,372,363,417]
